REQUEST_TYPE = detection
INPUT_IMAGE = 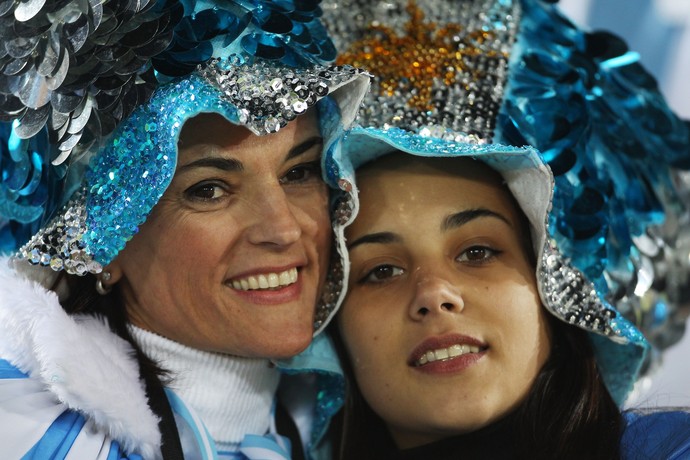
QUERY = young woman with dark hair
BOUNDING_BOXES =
[328,152,689,460]
[319,0,690,457]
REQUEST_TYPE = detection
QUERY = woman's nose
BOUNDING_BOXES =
[246,184,302,247]
[408,273,464,320]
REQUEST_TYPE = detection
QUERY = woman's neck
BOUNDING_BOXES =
[130,325,280,452]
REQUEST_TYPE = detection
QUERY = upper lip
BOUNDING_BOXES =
[408,333,488,366]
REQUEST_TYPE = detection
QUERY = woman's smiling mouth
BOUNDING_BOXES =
[230,267,299,291]
[414,344,483,367]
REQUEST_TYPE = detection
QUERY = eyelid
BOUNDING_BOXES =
[280,160,323,184]
[456,244,501,263]
[357,263,405,284]
[184,180,231,202]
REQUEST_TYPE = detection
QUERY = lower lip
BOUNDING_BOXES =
[413,350,486,375]
[226,273,303,305]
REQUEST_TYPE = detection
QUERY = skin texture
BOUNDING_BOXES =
[107,110,331,359]
[339,154,552,449]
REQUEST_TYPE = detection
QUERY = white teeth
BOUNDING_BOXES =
[231,267,298,291]
[415,344,482,366]
[268,273,279,288]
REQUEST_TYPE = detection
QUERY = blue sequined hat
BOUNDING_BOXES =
[0,1,370,271]
[0,0,372,334]
[322,0,690,404]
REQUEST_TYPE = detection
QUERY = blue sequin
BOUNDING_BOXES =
[83,74,237,265]
[497,0,690,300]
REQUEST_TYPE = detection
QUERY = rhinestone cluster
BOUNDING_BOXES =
[322,0,520,142]
[539,241,619,338]
[199,57,362,135]
[16,188,102,275]
[313,255,344,331]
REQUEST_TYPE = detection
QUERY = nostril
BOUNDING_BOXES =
[418,306,430,315]
[441,302,454,311]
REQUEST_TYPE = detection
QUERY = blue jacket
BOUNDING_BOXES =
[621,410,690,459]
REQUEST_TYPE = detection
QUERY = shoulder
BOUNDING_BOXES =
[0,259,162,458]
[0,359,146,459]
[621,410,690,459]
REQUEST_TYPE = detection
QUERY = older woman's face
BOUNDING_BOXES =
[109,111,330,358]
[339,155,551,448]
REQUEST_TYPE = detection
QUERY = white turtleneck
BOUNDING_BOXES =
[129,326,281,453]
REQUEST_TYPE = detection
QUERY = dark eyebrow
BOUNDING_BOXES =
[178,156,243,173]
[177,136,323,173]
[441,208,512,232]
[286,136,323,161]
[347,232,401,250]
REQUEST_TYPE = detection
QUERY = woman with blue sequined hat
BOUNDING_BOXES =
[319,0,690,458]
[0,1,370,458]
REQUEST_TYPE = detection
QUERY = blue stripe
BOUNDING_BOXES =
[165,388,217,460]
[0,358,28,378]
[107,441,144,460]
[21,410,86,459]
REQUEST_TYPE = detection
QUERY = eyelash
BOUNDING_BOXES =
[184,181,229,202]
[358,245,502,284]
[359,265,405,284]
[456,245,501,264]
[182,160,321,202]
[279,161,322,185]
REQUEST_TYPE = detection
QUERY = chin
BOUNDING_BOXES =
[267,328,314,359]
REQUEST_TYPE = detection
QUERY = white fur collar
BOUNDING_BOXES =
[0,258,161,459]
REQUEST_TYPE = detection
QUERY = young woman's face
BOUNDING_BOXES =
[339,155,551,448]
[110,110,330,358]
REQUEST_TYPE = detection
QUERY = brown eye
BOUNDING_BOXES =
[280,161,322,184]
[361,265,404,283]
[457,246,500,263]
[185,182,228,201]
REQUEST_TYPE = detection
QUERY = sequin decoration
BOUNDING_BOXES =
[320,0,655,402]
[313,252,344,331]
[153,0,338,76]
[0,121,65,252]
[312,372,345,447]
[0,0,182,165]
[539,241,619,338]
[323,0,520,141]
[16,188,101,275]
[0,0,351,263]
[497,0,690,362]
[16,58,369,274]
[199,57,362,135]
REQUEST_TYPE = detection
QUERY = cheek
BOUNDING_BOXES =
[339,306,369,355]
[295,191,331,262]
[295,186,329,232]
[338,304,388,373]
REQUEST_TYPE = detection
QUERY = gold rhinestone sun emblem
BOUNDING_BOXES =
[336,1,506,111]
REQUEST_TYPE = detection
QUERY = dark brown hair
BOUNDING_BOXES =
[331,315,623,460]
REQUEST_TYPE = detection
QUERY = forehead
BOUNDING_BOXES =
[355,154,516,214]
[176,110,321,162]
